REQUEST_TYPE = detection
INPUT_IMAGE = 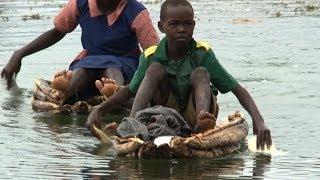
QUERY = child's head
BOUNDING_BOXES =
[96,0,119,13]
[158,0,195,48]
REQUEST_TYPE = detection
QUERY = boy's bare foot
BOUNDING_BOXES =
[95,78,119,98]
[52,70,73,92]
[194,111,216,133]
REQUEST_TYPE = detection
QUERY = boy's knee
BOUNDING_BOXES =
[146,63,167,79]
[73,68,86,75]
[191,67,210,82]
[106,67,121,74]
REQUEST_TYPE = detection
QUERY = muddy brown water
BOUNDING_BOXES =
[0,0,319,179]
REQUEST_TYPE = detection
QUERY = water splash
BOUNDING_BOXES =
[247,135,287,156]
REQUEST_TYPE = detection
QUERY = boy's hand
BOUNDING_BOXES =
[254,121,272,150]
[1,51,22,90]
[86,105,102,139]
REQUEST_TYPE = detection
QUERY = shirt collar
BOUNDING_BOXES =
[154,37,197,61]
[88,0,127,25]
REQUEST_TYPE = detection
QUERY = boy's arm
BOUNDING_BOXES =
[1,0,79,90]
[86,85,133,138]
[199,48,272,149]
[86,52,150,137]
[1,28,66,90]
[131,10,159,50]
[232,84,272,150]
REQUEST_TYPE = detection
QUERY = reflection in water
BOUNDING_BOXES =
[252,154,271,177]
[79,152,272,179]
[1,87,25,112]
[0,87,26,129]
[32,111,125,136]
[33,113,85,133]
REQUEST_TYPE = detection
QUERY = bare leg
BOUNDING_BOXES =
[52,69,73,92]
[95,78,119,98]
[64,68,95,101]
[191,67,216,133]
[95,68,124,97]
[130,63,169,117]
[102,67,125,86]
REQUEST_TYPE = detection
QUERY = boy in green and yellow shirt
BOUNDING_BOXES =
[87,0,272,150]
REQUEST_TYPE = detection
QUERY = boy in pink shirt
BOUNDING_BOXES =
[1,0,159,104]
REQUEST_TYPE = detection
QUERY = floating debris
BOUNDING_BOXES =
[140,0,163,5]
[275,10,283,17]
[305,4,319,11]
[231,18,261,24]
[22,14,41,21]
[32,79,131,114]
[58,3,65,8]
[296,0,306,4]
[1,16,9,22]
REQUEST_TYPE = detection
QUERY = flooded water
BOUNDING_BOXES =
[1,0,320,179]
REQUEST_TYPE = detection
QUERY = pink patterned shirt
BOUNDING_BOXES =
[54,0,159,59]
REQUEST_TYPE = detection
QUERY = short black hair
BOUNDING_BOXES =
[160,0,193,21]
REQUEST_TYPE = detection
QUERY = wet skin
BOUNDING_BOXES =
[86,5,216,135]
[133,5,215,132]
[1,28,66,90]
[1,0,124,101]
[158,5,195,59]
[51,0,123,101]
[1,0,122,93]
[96,0,120,14]
[52,68,123,103]
[85,4,272,149]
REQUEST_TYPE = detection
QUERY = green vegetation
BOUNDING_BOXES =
[22,14,41,21]
[275,11,282,17]
[59,3,65,8]
[1,16,9,21]
[305,4,319,11]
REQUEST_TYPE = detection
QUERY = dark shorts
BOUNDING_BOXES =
[65,55,139,104]
[69,55,139,81]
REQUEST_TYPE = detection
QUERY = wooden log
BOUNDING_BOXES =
[221,143,240,155]
[33,88,47,101]
[170,137,240,158]
[33,86,61,104]
[184,122,248,150]
[115,137,144,155]
[111,112,248,158]
[32,78,134,114]
[31,98,71,114]
[34,79,64,104]
[137,141,158,158]
[32,98,94,114]
[175,113,248,150]
[188,144,239,158]
[86,96,105,106]
[115,136,131,144]
[32,98,60,110]
[93,125,113,145]
[202,112,245,137]
[169,136,190,157]
[72,101,92,114]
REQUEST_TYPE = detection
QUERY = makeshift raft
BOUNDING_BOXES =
[31,79,129,114]
[98,111,249,158]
